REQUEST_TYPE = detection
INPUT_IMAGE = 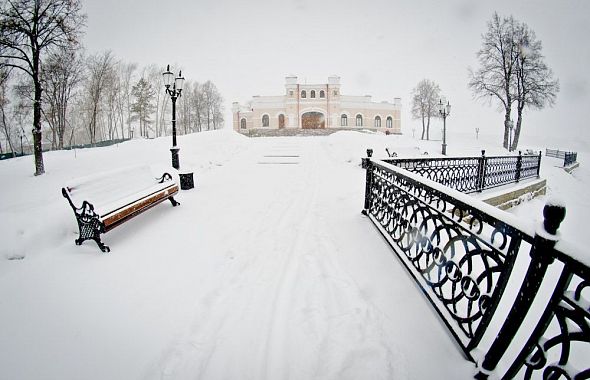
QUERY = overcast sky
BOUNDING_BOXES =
[82,0,590,146]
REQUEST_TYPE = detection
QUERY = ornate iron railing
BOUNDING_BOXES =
[545,149,567,159]
[381,150,541,193]
[546,149,578,167]
[362,158,589,379]
[564,152,577,167]
[500,249,590,379]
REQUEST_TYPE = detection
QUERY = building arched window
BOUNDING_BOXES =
[341,114,348,126]
[320,90,325,98]
[311,90,316,98]
[301,90,306,98]
[262,114,269,127]
[374,116,381,128]
[356,114,363,127]
[240,118,247,129]
[386,116,393,128]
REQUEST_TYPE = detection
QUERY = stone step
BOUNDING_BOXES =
[238,128,401,138]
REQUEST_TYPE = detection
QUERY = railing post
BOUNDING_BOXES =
[361,148,373,169]
[477,150,486,192]
[362,149,374,215]
[475,202,566,379]
[537,151,542,177]
[515,151,522,182]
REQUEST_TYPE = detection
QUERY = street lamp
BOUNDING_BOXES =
[162,64,185,170]
[18,128,25,155]
[438,99,451,155]
[507,119,514,152]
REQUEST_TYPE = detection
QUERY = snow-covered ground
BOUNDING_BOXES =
[0,129,587,379]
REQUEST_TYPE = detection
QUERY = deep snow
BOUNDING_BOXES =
[0,129,587,379]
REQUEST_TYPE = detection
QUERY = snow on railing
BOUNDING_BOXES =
[546,148,578,167]
[380,149,542,194]
[361,157,589,379]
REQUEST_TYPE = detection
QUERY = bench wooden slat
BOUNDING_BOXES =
[103,184,178,231]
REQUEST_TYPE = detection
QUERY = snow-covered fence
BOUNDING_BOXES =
[361,158,589,379]
[546,148,578,167]
[564,152,577,167]
[382,150,541,194]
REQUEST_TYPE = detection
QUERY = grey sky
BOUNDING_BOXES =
[82,0,590,146]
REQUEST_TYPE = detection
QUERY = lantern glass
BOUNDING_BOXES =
[446,102,451,115]
[175,71,185,91]
[162,65,174,87]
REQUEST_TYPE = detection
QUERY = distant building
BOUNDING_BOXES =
[232,75,401,134]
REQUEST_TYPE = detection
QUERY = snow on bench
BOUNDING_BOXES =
[62,165,180,252]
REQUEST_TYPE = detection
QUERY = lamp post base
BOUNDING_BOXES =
[442,143,447,155]
[170,147,180,170]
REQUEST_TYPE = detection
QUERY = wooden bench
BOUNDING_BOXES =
[62,165,180,252]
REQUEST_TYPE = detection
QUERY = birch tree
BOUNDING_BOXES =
[469,13,558,151]
[512,23,559,151]
[410,79,441,140]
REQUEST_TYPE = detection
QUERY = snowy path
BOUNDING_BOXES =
[143,138,472,379]
[0,134,474,380]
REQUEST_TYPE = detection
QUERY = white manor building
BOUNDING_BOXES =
[232,75,401,134]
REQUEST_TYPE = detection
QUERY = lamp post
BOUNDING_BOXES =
[19,128,25,155]
[162,64,185,170]
[507,119,514,152]
[438,99,451,155]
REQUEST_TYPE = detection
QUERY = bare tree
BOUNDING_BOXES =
[42,47,84,149]
[85,51,114,144]
[469,13,519,149]
[178,80,192,134]
[144,64,165,137]
[212,90,224,130]
[103,60,122,141]
[410,79,441,140]
[0,0,86,175]
[469,13,557,151]
[114,62,137,139]
[512,24,559,151]
[191,81,204,132]
[0,68,16,155]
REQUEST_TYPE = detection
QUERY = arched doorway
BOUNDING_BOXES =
[301,112,325,129]
[278,114,285,129]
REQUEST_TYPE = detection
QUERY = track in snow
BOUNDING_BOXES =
[146,137,472,380]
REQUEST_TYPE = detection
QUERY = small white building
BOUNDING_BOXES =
[233,76,401,134]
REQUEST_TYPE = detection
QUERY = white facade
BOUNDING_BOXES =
[233,76,401,134]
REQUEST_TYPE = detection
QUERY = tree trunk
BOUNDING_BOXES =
[426,116,431,140]
[503,111,510,149]
[421,116,425,140]
[513,104,524,151]
[33,77,45,175]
